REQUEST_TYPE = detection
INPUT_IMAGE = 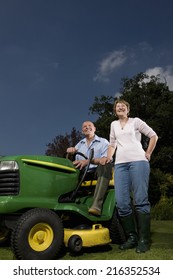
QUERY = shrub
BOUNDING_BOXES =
[151,197,173,220]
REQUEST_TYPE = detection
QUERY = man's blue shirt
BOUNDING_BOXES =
[75,134,109,168]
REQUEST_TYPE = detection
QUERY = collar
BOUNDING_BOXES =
[80,134,100,144]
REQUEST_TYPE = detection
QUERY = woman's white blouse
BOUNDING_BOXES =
[109,117,157,164]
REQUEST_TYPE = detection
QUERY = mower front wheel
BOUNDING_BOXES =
[11,208,64,260]
[68,234,83,254]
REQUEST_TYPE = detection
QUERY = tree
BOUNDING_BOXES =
[89,73,173,173]
[45,127,82,157]
[89,95,115,139]
[88,72,173,205]
[45,72,173,205]
[119,73,173,173]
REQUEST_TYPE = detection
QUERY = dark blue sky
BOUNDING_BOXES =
[1,0,173,155]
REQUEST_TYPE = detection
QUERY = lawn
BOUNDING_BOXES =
[0,220,172,260]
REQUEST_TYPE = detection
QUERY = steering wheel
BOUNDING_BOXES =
[66,149,94,174]
[67,148,94,200]
[66,151,88,161]
[73,151,88,160]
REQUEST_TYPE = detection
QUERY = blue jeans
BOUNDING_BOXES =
[114,161,150,216]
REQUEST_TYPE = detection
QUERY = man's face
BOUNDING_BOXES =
[82,121,96,137]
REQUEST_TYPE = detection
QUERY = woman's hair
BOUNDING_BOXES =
[113,99,130,114]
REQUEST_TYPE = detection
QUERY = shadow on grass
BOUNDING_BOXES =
[151,220,173,249]
[58,243,113,259]
[151,232,173,249]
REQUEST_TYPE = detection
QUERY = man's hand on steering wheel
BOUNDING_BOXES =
[66,150,89,170]
[73,159,89,170]
[66,147,77,154]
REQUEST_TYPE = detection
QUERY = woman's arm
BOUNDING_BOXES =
[99,145,116,165]
[145,135,158,161]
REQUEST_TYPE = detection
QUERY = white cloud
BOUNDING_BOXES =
[138,41,153,52]
[93,44,173,90]
[145,66,173,91]
[114,91,121,98]
[94,50,127,82]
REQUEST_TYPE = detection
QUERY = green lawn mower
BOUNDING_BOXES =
[0,149,125,259]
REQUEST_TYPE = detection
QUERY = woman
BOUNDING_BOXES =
[101,99,158,253]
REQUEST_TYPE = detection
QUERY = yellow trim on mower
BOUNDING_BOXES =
[22,159,77,172]
[81,178,114,187]
[81,168,114,187]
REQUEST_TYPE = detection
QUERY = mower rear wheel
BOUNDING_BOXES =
[0,227,11,245]
[109,208,126,244]
[11,208,64,260]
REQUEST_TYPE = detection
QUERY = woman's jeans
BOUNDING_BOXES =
[114,161,150,216]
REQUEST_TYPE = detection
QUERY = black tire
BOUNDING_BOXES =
[108,208,126,244]
[68,235,83,253]
[0,227,11,246]
[11,208,64,260]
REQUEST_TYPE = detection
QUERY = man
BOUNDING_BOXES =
[67,121,112,216]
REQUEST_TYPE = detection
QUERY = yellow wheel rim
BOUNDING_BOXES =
[28,223,54,252]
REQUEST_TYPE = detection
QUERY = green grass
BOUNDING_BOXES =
[0,220,173,260]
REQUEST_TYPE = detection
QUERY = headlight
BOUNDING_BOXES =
[0,161,19,171]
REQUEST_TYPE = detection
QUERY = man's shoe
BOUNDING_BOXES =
[88,208,101,216]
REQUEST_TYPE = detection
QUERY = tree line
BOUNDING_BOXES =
[46,72,173,206]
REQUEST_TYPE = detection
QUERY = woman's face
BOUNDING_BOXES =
[115,102,129,118]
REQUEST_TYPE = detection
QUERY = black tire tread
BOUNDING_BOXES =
[11,208,64,260]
